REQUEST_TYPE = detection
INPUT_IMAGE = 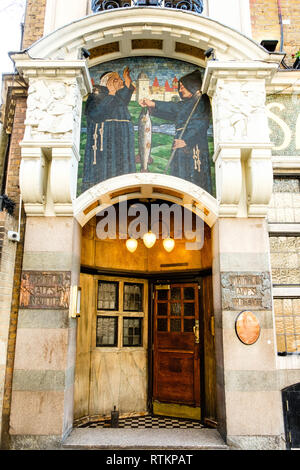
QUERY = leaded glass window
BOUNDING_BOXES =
[97,281,118,310]
[96,316,118,347]
[123,318,143,346]
[123,283,143,312]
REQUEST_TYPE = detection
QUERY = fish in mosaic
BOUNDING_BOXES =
[137,107,153,172]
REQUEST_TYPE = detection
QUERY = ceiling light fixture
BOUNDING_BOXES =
[125,238,138,253]
[163,237,175,253]
[142,231,157,249]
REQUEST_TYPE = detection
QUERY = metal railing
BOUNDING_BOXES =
[91,0,204,14]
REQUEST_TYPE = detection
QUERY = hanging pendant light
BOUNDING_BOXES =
[126,238,138,253]
[143,230,156,248]
[163,237,175,253]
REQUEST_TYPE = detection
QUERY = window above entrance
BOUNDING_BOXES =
[91,0,204,14]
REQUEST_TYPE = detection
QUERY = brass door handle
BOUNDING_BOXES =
[193,321,200,344]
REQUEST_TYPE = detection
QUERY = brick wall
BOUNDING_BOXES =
[22,0,47,49]
[250,0,300,66]
[0,96,27,449]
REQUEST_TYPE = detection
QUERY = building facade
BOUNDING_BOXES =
[0,0,300,450]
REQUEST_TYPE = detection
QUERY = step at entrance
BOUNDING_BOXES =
[62,428,228,450]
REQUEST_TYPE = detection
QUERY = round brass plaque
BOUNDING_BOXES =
[235,310,260,345]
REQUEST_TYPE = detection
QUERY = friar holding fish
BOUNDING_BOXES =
[82,66,136,191]
[139,70,212,194]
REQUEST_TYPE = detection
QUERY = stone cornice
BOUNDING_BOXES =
[10,54,92,96]
[203,61,279,96]
[14,8,284,65]
[266,70,300,95]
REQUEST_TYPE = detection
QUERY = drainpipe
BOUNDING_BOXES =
[277,0,290,69]
[277,0,284,52]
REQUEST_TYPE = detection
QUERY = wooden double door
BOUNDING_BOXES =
[74,274,216,423]
[152,282,202,419]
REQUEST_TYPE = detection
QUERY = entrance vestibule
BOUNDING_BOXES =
[74,202,216,426]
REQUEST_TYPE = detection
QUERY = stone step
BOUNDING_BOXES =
[62,428,229,450]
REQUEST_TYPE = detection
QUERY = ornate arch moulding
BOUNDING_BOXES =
[74,173,219,228]
[11,9,283,218]
[26,8,283,65]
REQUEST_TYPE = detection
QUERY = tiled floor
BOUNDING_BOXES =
[77,415,204,429]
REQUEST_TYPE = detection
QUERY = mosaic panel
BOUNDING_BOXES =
[269,237,300,284]
[267,177,300,224]
[78,57,215,196]
[266,94,300,156]
[274,298,300,355]
[273,177,300,193]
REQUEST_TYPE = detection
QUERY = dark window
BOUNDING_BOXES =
[123,283,143,311]
[123,317,143,346]
[97,281,118,310]
[96,316,118,347]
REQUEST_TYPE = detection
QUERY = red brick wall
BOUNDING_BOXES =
[0,97,27,449]
[250,0,300,66]
[22,0,47,49]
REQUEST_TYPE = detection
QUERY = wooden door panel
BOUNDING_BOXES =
[157,332,194,351]
[156,351,194,403]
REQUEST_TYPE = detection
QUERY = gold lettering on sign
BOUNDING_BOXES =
[223,274,268,310]
[20,271,71,309]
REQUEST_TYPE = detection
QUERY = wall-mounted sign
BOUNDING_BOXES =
[235,310,260,345]
[221,272,272,311]
[20,271,71,309]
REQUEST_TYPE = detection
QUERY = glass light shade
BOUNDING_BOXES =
[163,237,175,252]
[143,231,156,248]
[126,238,138,253]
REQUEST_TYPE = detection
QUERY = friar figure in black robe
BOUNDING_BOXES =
[139,70,212,194]
[82,67,136,192]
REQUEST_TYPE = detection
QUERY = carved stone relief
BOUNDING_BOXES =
[213,80,270,145]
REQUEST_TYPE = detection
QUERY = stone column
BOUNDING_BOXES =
[8,56,91,449]
[205,62,285,448]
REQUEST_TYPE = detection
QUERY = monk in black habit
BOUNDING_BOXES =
[140,70,212,194]
[82,67,136,192]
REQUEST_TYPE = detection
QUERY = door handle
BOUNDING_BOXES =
[193,320,200,344]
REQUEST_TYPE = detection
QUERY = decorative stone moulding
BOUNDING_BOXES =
[25,8,283,65]
[203,61,279,217]
[11,11,284,219]
[11,54,92,216]
[74,173,219,228]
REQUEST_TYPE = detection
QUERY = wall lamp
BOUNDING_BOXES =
[81,48,91,59]
[204,48,216,60]
[260,40,278,52]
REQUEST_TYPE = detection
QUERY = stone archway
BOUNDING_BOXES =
[74,173,218,228]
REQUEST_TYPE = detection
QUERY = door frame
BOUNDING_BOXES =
[147,269,212,420]
[80,266,213,421]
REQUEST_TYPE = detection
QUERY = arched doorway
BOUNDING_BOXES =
[73,196,217,426]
